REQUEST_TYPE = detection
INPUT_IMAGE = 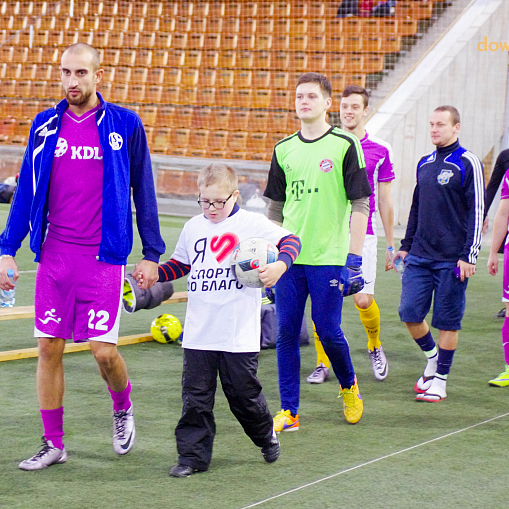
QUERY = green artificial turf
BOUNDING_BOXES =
[0,204,507,509]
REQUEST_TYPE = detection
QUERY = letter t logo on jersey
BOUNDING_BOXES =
[291,180,305,201]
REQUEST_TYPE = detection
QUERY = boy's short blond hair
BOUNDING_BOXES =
[197,163,238,193]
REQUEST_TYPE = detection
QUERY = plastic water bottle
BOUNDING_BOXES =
[0,269,16,307]
[394,257,405,279]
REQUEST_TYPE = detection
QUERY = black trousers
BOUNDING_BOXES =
[175,349,273,471]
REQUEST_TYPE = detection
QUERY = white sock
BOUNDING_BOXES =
[424,352,438,377]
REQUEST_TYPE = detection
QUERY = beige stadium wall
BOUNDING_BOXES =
[366,0,509,228]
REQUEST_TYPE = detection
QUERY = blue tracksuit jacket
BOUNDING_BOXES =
[401,139,485,264]
[0,93,165,264]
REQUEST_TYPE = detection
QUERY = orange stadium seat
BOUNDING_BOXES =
[237,51,254,69]
[228,131,248,151]
[253,71,271,89]
[380,19,398,34]
[273,51,290,70]
[218,51,236,69]
[251,111,269,132]
[180,86,197,105]
[274,1,291,17]
[381,35,402,53]
[189,33,205,49]
[181,69,199,87]
[145,85,163,103]
[270,112,289,133]
[291,2,308,18]
[290,34,308,51]
[247,132,267,153]
[273,34,290,51]
[197,87,215,106]
[211,109,230,130]
[256,34,273,51]
[398,20,418,37]
[289,52,308,72]
[232,88,252,109]
[202,50,219,68]
[147,68,165,85]
[199,69,216,87]
[229,110,250,131]
[20,63,36,80]
[115,66,131,83]
[395,1,413,19]
[363,54,385,73]
[206,18,222,34]
[152,127,171,149]
[111,83,128,102]
[271,90,291,110]
[172,33,187,50]
[233,70,252,89]
[274,18,290,34]
[363,36,382,52]
[156,106,176,127]
[308,53,327,72]
[144,18,161,34]
[139,105,158,126]
[344,35,363,52]
[208,130,228,150]
[203,33,221,51]
[308,34,326,51]
[253,89,272,109]
[132,67,148,83]
[238,34,255,51]
[222,34,238,51]
[168,50,185,67]
[308,2,326,18]
[242,2,258,17]
[224,2,241,17]
[192,108,212,129]
[164,69,181,87]
[174,107,193,128]
[22,100,40,118]
[258,18,274,35]
[240,18,257,35]
[150,50,168,67]
[273,72,289,90]
[217,70,234,88]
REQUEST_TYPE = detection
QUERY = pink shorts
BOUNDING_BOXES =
[504,243,509,302]
[34,251,125,344]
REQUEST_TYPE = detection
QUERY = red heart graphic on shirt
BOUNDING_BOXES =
[210,233,239,263]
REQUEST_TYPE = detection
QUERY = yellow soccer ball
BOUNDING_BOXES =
[151,314,182,344]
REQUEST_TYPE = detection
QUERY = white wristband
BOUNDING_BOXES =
[0,255,14,260]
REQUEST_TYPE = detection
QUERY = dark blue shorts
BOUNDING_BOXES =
[398,254,468,331]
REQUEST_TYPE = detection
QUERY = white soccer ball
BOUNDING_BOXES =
[230,237,279,288]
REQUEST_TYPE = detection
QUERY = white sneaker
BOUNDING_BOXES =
[113,405,136,455]
[19,437,67,471]
[306,363,330,384]
[414,373,435,394]
[415,379,447,402]
[368,346,388,380]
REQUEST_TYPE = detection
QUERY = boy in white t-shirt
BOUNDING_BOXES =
[152,163,301,477]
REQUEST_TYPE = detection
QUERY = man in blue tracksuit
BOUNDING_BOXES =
[396,105,484,402]
[0,43,165,469]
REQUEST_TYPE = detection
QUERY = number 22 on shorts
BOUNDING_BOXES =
[88,309,110,330]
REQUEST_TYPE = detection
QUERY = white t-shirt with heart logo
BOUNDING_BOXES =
[172,208,291,352]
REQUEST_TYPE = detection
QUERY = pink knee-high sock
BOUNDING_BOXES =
[108,380,132,413]
[502,317,509,365]
[40,407,64,450]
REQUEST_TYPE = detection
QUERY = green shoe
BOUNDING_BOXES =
[489,366,509,387]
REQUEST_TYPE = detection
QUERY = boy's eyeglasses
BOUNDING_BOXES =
[197,192,233,210]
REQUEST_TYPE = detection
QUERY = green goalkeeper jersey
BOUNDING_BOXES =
[264,127,371,266]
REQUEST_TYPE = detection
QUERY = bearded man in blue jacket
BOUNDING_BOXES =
[0,43,165,470]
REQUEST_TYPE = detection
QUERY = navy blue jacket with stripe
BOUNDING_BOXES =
[400,139,485,264]
[0,93,165,264]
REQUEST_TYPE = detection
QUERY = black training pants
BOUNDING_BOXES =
[175,349,273,471]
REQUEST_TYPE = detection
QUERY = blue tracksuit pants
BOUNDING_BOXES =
[275,264,356,415]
